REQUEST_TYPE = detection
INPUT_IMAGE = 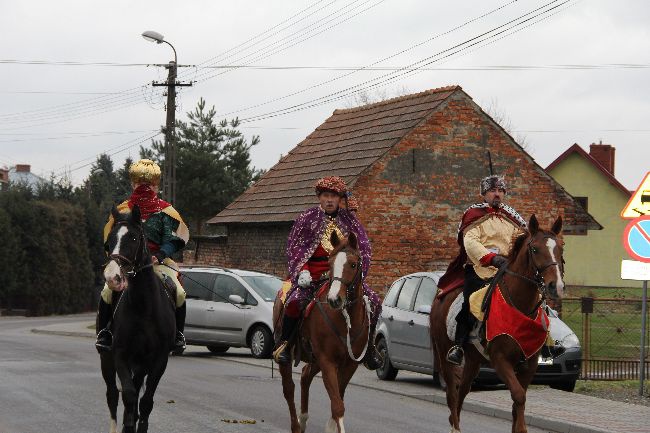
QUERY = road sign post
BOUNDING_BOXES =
[621,214,650,397]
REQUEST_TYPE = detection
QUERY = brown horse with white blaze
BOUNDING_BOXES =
[430,214,565,433]
[273,232,370,433]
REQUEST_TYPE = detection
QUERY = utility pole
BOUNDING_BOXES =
[143,30,191,206]
[152,61,191,205]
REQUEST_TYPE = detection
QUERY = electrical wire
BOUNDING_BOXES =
[235,0,573,124]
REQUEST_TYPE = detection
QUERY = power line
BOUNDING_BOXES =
[0,129,158,143]
[190,0,387,84]
[0,0,361,129]
[235,0,574,124]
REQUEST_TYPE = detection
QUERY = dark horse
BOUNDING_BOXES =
[273,232,370,433]
[100,205,176,433]
[430,214,564,433]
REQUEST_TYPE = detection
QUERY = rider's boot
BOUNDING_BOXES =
[446,320,469,366]
[363,324,383,370]
[273,315,299,366]
[173,301,187,353]
[95,298,113,354]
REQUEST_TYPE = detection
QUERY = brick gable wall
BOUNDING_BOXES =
[197,92,585,295]
[352,92,577,292]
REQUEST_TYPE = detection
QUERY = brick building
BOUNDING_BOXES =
[196,86,599,293]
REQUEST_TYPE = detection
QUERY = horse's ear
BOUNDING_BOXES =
[529,214,539,235]
[111,204,120,220]
[131,205,141,224]
[551,215,563,235]
[348,232,358,250]
[330,230,340,248]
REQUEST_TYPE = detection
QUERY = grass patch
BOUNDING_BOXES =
[559,298,647,359]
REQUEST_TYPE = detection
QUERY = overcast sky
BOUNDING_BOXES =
[1,0,648,191]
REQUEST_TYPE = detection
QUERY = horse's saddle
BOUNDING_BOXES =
[446,293,490,360]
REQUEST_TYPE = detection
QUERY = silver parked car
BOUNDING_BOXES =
[179,266,282,358]
[375,272,582,392]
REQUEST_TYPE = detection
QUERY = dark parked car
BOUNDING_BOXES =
[180,266,282,358]
[375,272,582,392]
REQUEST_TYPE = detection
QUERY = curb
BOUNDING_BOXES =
[33,326,615,433]
[31,328,95,339]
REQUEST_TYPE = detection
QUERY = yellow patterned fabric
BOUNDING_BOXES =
[279,280,292,304]
[469,284,489,321]
[103,201,189,245]
[320,217,344,253]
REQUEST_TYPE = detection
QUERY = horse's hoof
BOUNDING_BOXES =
[298,413,309,432]
[450,428,461,433]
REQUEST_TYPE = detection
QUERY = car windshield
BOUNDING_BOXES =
[242,276,283,302]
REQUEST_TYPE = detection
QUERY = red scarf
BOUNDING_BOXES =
[486,286,549,359]
[127,185,171,221]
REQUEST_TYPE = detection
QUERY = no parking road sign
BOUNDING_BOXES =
[623,216,650,263]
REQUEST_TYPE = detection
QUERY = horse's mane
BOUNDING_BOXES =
[508,231,529,262]
[330,236,360,257]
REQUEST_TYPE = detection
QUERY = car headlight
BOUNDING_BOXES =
[560,332,580,348]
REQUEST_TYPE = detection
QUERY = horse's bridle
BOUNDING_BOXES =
[500,234,563,316]
[329,255,363,308]
[107,222,152,278]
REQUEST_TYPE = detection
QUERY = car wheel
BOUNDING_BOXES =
[550,379,576,392]
[207,345,230,354]
[250,326,273,359]
[375,337,398,380]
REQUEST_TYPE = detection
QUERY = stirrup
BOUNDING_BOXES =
[273,341,289,364]
[175,331,186,348]
[446,345,464,366]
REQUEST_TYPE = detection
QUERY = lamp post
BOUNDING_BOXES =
[142,30,178,205]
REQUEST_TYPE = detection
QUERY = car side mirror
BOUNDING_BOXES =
[229,294,245,304]
[415,304,431,315]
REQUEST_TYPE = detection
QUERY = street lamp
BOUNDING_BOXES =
[142,29,178,205]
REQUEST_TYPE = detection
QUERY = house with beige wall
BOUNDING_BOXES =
[547,143,635,288]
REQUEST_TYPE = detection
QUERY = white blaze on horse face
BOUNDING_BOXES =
[103,226,128,286]
[328,251,347,302]
[545,238,564,297]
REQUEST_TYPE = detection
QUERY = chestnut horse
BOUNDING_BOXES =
[430,214,564,433]
[273,232,370,433]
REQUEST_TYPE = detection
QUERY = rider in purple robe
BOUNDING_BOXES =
[274,176,382,369]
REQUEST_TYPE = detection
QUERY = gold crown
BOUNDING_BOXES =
[128,159,161,185]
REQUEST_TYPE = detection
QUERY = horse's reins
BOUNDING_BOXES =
[315,255,371,362]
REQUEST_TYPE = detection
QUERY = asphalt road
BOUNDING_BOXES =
[0,315,556,433]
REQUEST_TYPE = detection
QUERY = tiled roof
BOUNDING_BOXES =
[546,144,632,197]
[208,86,460,224]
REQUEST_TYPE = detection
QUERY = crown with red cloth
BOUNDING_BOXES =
[315,176,347,196]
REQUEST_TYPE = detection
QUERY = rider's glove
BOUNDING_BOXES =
[490,255,508,269]
[297,270,312,288]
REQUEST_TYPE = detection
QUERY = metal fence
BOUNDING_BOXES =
[560,294,649,380]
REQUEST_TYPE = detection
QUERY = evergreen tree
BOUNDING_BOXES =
[150,98,263,234]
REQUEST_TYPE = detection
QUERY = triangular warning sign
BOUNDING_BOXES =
[621,171,650,219]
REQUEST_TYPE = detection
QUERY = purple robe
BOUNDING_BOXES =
[285,206,380,324]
